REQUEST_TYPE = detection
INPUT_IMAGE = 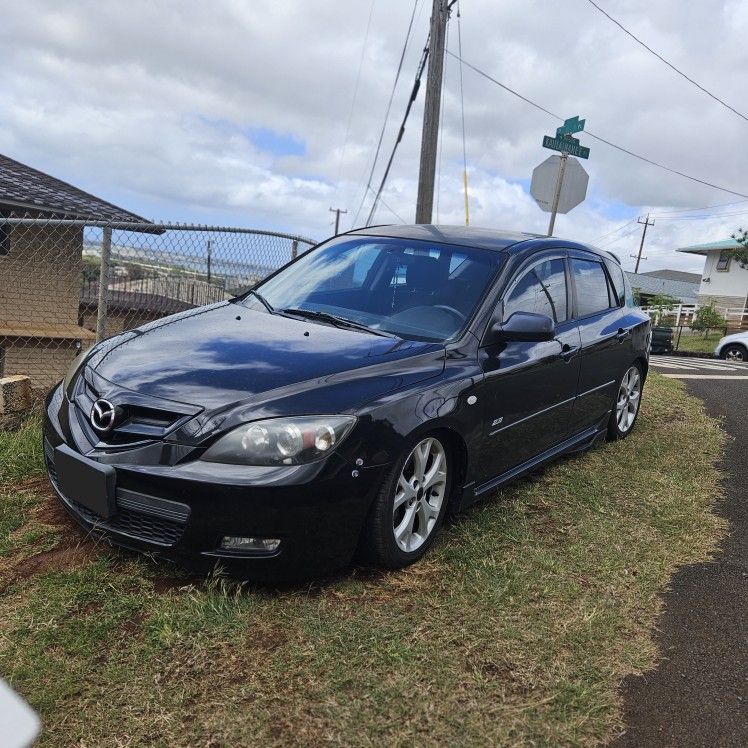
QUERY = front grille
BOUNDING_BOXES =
[45,442,189,547]
[74,375,193,447]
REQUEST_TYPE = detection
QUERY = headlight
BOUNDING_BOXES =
[63,347,92,395]
[200,416,357,466]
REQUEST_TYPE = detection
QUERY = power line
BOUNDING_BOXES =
[652,209,748,221]
[352,0,422,227]
[650,199,748,217]
[335,0,377,197]
[590,219,637,245]
[597,224,642,248]
[583,0,748,125]
[449,51,748,199]
[366,40,431,226]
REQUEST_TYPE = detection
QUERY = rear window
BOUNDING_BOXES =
[604,259,626,307]
[571,258,611,317]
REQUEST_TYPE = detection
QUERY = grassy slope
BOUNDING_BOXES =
[0,374,725,747]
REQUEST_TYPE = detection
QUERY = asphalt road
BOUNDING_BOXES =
[614,356,748,746]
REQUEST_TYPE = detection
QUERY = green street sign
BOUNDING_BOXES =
[556,115,585,138]
[543,135,590,159]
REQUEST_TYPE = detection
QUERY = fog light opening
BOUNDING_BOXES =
[220,536,281,554]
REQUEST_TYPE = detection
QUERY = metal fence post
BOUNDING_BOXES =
[96,226,112,342]
[291,239,298,261]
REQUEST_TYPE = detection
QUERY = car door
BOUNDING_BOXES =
[567,253,635,433]
[474,252,581,484]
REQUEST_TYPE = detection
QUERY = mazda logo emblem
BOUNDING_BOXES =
[90,398,118,433]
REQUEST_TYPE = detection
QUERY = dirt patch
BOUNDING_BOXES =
[15,544,96,578]
[152,575,202,594]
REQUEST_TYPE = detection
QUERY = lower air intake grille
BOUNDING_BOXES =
[45,442,187,547]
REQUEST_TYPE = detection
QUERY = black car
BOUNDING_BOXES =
[44,225,651,581]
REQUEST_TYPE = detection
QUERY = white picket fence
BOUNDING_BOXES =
[641,304,748,329]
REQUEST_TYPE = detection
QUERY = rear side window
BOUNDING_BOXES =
[504,258,567,323]
[571,258,611,317]
[604,259,626,307]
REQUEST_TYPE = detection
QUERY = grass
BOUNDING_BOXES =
[674,330,724,354]
[0,373,726,746]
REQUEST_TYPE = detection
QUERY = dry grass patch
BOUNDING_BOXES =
[0,373,726,746]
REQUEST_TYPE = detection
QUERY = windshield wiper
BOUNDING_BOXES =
[280,308,396,338]
[246,289,274,313]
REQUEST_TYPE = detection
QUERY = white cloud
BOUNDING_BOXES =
[1,0,747,275]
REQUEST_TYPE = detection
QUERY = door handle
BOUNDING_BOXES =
[559,343,578,361]
[615,328,631,342]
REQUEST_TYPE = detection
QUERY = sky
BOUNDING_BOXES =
[2,0,748,274]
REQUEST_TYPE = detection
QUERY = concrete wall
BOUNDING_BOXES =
[0,224,83,328]
[0,222,90,390]
[1,339,80,391]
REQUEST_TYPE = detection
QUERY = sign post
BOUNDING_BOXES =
[537,116,591,236]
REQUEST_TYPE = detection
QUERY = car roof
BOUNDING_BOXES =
[345,224,618,262]
[346,224,540,252]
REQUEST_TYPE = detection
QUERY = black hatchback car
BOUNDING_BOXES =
[44,225,650,581]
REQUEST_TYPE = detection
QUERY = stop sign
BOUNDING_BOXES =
[531,155,589,214]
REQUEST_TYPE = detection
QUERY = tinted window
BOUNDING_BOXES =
[571,259,611,317]
[249,237,501,342]
[604,259,626,307]
[504,258,567,324]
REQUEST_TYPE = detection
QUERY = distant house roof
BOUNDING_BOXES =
[0,153,150,223]
[625,271,698,303]
[639,269,702,284]
[677,238,741,256]
[80,284,194,316]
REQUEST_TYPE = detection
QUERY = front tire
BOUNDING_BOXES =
[608,362,643,440]
[358,434,451,569]
[721,344,747,362]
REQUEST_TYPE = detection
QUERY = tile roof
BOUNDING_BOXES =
[625,271,699,303]
[0,153,149,223]
[639,269,702,284]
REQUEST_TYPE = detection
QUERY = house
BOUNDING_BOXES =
[79,283,195,338]
[677,238,748,315]
[624,270,699,306]
[0,153,151,389]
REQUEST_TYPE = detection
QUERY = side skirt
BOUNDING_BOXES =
[470,424,606,501]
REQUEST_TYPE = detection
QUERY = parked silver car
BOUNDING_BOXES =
[714,331,748,361]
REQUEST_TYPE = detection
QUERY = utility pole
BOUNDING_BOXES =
[415,0,449,224]
[329,207,347,234]
[631,214,655,273]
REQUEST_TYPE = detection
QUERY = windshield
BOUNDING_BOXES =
[241,237,502,342]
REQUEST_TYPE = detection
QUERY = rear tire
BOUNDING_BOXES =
[721,344,747,362]
[358,434,452,569]
[607,362,643,441]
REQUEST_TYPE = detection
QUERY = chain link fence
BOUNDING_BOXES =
[0,215,315,392]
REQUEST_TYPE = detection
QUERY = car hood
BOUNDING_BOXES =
[88,302,444,413]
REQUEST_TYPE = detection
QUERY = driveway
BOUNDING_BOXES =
[614,358,748,746]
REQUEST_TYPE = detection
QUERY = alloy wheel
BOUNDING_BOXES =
[725,348,746,362]
[616,366,641,433]
[392,437,448,553]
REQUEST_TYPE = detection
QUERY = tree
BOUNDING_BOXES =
[731,228,748,269]
[692,301,726,337]
[646,293,680,327]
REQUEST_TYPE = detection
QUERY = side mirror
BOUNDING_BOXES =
[489,311,555,343]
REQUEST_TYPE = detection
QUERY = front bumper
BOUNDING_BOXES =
[44,385,388,582]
